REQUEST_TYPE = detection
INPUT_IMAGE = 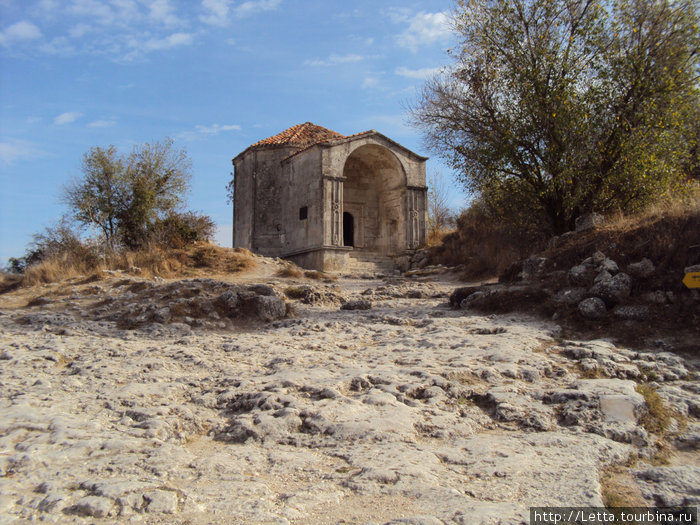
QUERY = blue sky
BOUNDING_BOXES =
[0,0,465,265]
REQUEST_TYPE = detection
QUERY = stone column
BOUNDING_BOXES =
[407,187,427,249]
[324,177,344,246]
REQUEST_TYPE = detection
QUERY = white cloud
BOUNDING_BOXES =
[178,123,241,141]
[142,32,193,51]
[395,66,443,79]
[88,119,117,128]
[144,0,181,26]
[0,20,42,46]
[385,7,412,24]
[304,53,365,67]
[68,0,139,26]
[54,112,83,125]
[362,77,379,89]
[37,0,60,10]
[234,0,281,18]
[68,23,93,38]
[200,0,230,26]
[195,123,241,135]
[40,36,76,55]
[396,11,451,52]
[0,139,39,164]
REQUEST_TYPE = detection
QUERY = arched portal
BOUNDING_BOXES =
[343,212,354,247]
[341,144,406,255]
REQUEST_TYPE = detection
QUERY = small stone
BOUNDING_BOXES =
[578,297,607,319]
[340,300,372,311]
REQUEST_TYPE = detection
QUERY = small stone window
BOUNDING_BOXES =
[299,206,308,220]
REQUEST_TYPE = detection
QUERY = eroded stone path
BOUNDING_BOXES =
[0,276,698,524]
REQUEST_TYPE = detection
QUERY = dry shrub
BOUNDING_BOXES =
[18,251,102,287]
[2,243,255,291]
[304,270,337,281]
[425,226,454,248]
[277,266,303,278]
[284,286,307,299]
[431,205,547,279]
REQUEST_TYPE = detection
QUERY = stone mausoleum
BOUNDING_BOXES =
[232,123,428,272]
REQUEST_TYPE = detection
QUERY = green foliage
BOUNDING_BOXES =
[412,0,700,234]
[63,138,193,249]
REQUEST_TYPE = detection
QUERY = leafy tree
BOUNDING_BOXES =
[411,0,700,234]
[63,145,125,247]
[63,138,192,248]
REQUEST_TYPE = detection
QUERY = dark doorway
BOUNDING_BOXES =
[343,212,354,247]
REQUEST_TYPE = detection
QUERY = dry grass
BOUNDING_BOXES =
[303,270,337,281]
[0,243,255,291]
[430,206,547,280]
[636,384,672,435]
[600,463,647,508]
[277,265,303,278]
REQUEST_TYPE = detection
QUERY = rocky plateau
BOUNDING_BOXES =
[0,256,698,524]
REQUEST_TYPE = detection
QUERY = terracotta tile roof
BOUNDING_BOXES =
[250,122,346,149]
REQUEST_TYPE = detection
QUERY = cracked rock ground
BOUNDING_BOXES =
[0,270,698,524]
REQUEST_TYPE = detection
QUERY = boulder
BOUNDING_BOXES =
[598,258,619,274]
[628,258,655,279]
[239,294,286,321]
[589,272,632,304]
[449,287,481,308]
[568,264,597,287]
[521,257,547,280]
[575,213,604,232]
[578,297,607,319]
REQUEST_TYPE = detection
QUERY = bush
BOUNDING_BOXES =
[431,200,548,279]
[149,211,216,249]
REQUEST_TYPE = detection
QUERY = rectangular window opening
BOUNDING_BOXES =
[299,206,308,220]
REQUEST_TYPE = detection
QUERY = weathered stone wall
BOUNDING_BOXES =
[233,131,428,269]
[281,150,324,256]
[233,147,297,256]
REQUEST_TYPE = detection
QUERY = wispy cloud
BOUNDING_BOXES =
[0,139,40,164]
[362,76,379,89]
[141,32,193,52]
[54,112,83,125]
[200,0,230,26]
[0,20,42,46]
[179,123,241,141]
[144,0,181,26]
[234,0,281,18]
[40,36,77,56]
[67,0,139,27]
[304,53,365,67]
[88,119,117,128]
[196,123,241,135]
[395,66,443,79]
[396,11,451,52]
